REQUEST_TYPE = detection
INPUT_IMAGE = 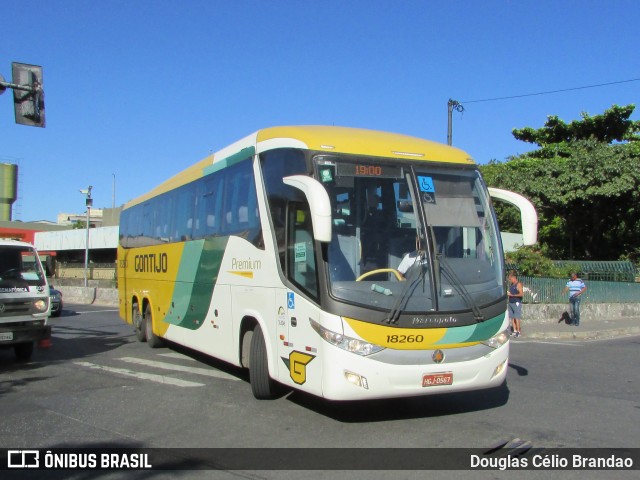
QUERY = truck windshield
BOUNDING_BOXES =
[317,156,504,315]
[0,246,47,289]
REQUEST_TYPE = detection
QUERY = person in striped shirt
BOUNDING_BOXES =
[562,272,587,326]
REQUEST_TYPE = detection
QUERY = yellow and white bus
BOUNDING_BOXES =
[117,126,536,400]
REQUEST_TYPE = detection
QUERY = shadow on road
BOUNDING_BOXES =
[508,362,528,376]
[283,381,510,423]
[0,307,133,381]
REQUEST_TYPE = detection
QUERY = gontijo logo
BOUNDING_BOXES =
[134,253,168,273]
[281,351,315,385]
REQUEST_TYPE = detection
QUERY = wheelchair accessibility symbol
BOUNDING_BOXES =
[422,192,436,204]
[417,176,435,193]
[287,292,295,309]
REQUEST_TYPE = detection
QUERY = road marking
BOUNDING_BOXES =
[158,352,198,361]
[74,361,205,387]
[119,357,240,381]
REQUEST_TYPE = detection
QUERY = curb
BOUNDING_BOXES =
[519,326,640,341]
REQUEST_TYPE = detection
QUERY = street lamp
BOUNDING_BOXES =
[79,186,93,287]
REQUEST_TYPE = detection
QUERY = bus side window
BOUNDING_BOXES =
[260,148,308,272]
[197,173,224,238]
[173,186,195,241]
[221,158,263,247]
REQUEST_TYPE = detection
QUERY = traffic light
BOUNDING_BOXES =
[12,62,45,127]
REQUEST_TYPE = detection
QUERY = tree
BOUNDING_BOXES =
[511,104,640,158]
[481,105,640,261]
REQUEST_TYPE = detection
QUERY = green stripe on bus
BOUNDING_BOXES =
[203,147,256,175]
[163,240,205,326]
[439,312,504,344]
[164,237,228,329]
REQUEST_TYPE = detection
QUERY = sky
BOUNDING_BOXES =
[1,0,638,223]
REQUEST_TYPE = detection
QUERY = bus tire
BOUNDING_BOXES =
[14,342,34,361]
[144,304,164,349]
[249,325,278,399]
[133,302,146,342]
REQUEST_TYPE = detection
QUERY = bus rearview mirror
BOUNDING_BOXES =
[283,175,332,242]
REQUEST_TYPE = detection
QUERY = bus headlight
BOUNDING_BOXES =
[481,329,510,349]
[310,319,384,356]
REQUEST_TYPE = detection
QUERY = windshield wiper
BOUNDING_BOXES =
[438,256,485,322]
[384,252,427,325]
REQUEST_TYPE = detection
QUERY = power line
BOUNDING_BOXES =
[460,78,640,104]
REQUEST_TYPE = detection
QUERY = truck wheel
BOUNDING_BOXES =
[249,325,278,399]
[14,342,34,361]
[144,304,164,349]
[133,302,146,342]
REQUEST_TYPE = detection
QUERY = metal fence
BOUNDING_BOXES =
[552,260,637,282]
[520,276,640,304]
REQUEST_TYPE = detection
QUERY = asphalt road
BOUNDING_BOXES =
[1,304,638,479]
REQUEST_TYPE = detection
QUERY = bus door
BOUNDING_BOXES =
[278,202,322,393]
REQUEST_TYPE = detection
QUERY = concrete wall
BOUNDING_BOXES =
[523,303,640,324]
[57,265,115,281]
[58,286,119,307]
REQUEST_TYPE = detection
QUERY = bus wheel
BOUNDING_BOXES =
[144,304,164,349]
[133,302,146,342]
[249,325,278,399]
[14,342,34,361]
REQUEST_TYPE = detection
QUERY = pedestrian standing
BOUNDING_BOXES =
[507,270,524,337]
[562,272,587,326]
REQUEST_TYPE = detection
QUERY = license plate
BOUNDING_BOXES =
[422,372,453,387]
[0,332,14,342]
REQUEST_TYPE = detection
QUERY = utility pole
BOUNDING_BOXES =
[0,62,45,127]
[80,186,93,287]
[447,99,464,145]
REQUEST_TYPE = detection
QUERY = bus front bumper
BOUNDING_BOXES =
[319,342,509,401]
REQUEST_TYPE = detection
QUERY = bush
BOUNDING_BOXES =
[505,245,576,278]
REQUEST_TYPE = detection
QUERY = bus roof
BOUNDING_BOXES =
[257,126,474,164]
[124,126,475,208]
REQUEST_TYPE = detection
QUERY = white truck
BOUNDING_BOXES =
[0,240,51,360]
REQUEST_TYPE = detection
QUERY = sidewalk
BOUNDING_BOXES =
[516,316,640,341]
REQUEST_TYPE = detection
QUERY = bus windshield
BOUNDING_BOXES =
[317,156,504,316]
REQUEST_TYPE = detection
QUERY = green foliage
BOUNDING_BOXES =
[505,245,555,276]
[491,201,521,233]
[481,104,640,261]
[512,104,640,158]
[505,246,578,278]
